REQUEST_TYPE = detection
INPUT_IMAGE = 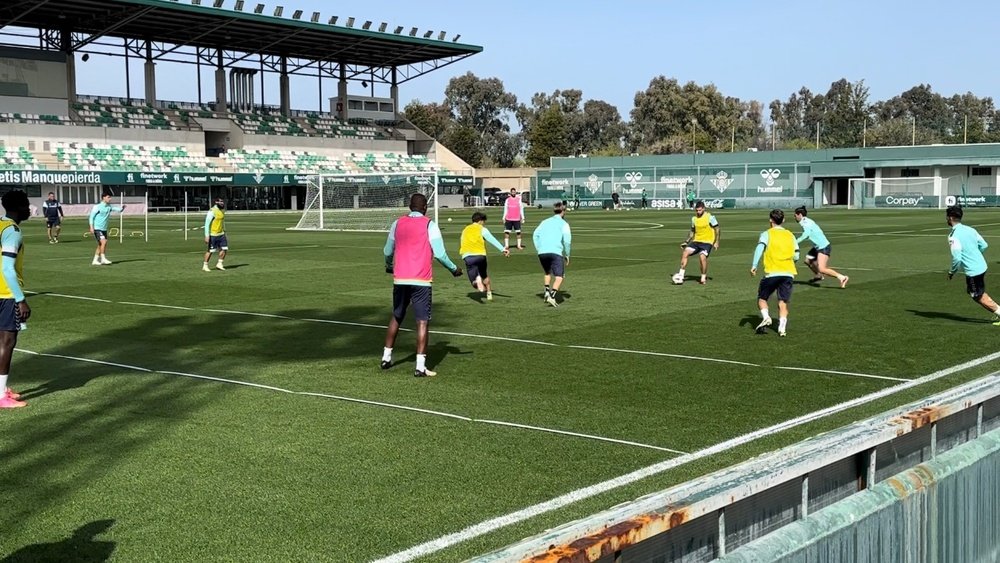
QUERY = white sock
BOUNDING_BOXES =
[994,305,1000,315]
[700,274,707,281]
[0,374,7,391]
[678,268,686,276]
[416,354,427,371]
[779,317,788,332]
[382,347,392,362]
[761,308,770,321]
[100,254,106,259]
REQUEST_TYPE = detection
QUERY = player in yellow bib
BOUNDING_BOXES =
[750,209,800,337]
[673,200,720,285]
[203,198,228,271]
[459,212,509,301]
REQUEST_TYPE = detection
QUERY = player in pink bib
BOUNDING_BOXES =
[503,189,525,250]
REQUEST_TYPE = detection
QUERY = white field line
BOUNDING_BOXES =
[774,366,909,383]
[370,349,1000,563]
[28,292,902,383]
[45,293,111,303]
[12,348,679,453]
[475,420,686,454]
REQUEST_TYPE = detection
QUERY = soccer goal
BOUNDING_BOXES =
[847,177,949,209]
[289,172,438,232]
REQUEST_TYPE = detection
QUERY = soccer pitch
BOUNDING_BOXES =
[3,207,1000,562]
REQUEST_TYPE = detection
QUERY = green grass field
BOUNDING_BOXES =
[2,206,1000,562]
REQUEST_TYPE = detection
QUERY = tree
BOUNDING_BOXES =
[872,84,952,139]
[867,117,939,147]
[579,99,625,153]
[443,125,484,168]
[443,72,518,167]
[821,79,870,147]
[402,100,451,140]
[525,105,570,167]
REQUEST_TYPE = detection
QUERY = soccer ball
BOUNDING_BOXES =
[448,217,453,222]
[671,273,685,285]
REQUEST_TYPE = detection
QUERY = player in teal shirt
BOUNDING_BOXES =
[794,207,848,288]
[532,201,572,307]
[946,206,1000,324]
[88,193,125,266]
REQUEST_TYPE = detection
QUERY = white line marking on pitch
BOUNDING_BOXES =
[475,420,687,454]
[774,366,910,382]
[370,349,1000,563]
[29,292,900,382]
[568,345,761,367]
[12,349,677,453]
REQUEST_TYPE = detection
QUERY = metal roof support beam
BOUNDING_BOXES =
[395,53,476,84]
[0,0,52,31]
[215,48,227,113]
[336,63,347,121]
[152,18,238,60]
[225,26,309,67]
[390,66,399,120]
[72,6,157,51]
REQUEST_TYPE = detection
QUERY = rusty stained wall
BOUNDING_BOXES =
[717,427,1000,563]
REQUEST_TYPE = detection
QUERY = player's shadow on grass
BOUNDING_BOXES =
[396,341,470,369]
[106,259,146,265]
[2,520,116,563]
[465,291,511,303]
[534,292,572,301]
[219,263,248,270]
[907,309,993,324]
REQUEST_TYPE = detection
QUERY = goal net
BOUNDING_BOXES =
[290,172,438,232]
[847,177,949,209]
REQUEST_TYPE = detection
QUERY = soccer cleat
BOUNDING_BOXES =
[202,264,211,272]
[545,294,559,308]
[414,368,437,378]
[517,245,524,250]
[755,318,772,334]
[779,330,787,337]
[216,264,226,271]
[839,276,850,289]
[0,396,26,408]
[100,257,112,265]
[4,388,20,400]
[91,258,101,266]
[698,279,707,285]
[54,237,59,243]
[48,239,54,244]
[486,291,493,301]
[809,277,823,284]
[380,360,392,370]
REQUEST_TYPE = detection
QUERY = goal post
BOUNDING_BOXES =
[847,177,950,209]
[289,172,439,232]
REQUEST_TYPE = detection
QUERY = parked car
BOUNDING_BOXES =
[484,188,503,206]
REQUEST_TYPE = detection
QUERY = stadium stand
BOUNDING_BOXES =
[0,146,43,170]
[223,149,348,174]
[53,143,214,172]
[348,152,442,173]
[73,97,185,130]
[0,113,71,126]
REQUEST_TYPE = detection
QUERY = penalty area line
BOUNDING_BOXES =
[369,349,1000,563]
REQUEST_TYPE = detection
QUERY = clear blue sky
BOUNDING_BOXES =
[54,0,1000,117]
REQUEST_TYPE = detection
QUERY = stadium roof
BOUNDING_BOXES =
[0,0,482,67]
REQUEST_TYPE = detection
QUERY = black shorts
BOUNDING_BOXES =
[806,245,831,260]
[93,230,108,243]
[46,217,61,228]
[207,234,229,252]
[685,242,713,256]
[504,220,522,233]
[538,253,565,277]
[464,255,488,285]
[758,276,794,303]
[967,273,986,300]
[0,298,23,332]
[392,284,432,322]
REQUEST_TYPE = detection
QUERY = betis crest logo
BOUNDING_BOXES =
[584,174,601,194]
[710,171,734,193]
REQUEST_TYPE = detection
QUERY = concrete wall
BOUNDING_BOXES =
[720,427,1000,563]
[0,122,204,153]
[241,133,407,154]
[476,167,537,191]
[0,96,69,116]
